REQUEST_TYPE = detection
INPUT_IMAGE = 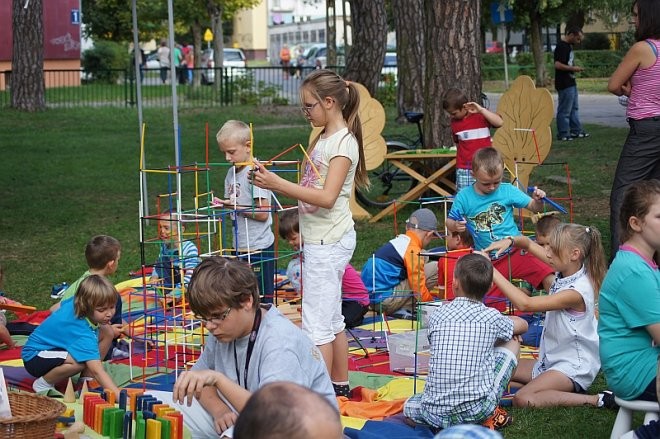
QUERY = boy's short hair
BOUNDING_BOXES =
[454,254,493,300]
[442,88,468,111]
[278,209,299,240]
[452,230,474,248]
[73,274,119,319]
[85,235,121,270]
[216,120,250,146]
[187,257,260,314]
[471,147,503,175]
[535,214,561,237]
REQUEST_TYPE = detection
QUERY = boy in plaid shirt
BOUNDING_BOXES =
[404,253,527,431]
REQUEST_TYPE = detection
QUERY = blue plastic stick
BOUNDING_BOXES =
[527,187,568,214]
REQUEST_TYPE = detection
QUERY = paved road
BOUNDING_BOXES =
[490,92,629,129]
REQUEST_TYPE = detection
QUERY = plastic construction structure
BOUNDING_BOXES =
[122,122,303,385]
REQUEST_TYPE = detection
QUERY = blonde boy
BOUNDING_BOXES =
[215,120,275,303]
[446,148,554,310]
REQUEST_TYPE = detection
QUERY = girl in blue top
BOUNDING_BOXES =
[599,179,660,402]
[22,275,121,396]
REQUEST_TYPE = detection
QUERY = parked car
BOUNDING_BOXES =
[301,43,345,68]
[486,41,504,53]
[380,51,397,85]
[200,48,247,84]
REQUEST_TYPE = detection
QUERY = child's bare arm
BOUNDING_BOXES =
[465,102,504,128]
[526,186,546,213]
[509,315,529,336]
[85,359,120,396]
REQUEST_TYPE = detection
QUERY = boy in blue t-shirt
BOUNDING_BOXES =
[446,148,554,310]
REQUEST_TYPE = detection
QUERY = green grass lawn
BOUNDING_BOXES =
[0,104,630,438]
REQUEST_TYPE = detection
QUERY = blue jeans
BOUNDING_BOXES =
[556,86,583,138]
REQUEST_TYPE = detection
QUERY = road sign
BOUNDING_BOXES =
[491,2,513,24]
[204,29,213,42]
[71,9,80,25]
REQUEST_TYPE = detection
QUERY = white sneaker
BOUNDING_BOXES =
[32,377,55,393]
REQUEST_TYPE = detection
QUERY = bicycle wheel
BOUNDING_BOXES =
[355,141,416,208]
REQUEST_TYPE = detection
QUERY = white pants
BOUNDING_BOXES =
[302,229,356,345]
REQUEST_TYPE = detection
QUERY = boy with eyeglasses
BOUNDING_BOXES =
[148,257,335,438]
[446,148,554,310]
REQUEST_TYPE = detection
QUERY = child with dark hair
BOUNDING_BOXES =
[435,230,474,301]
[534,213,562,247]
[442,87,503,192]
[279,209,369,327]
[404,253,528,431]
[600,180,660,406]
[23,275,121,395]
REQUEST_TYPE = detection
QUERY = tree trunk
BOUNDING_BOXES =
[529,8,548,87]
[424,0,481,148]
[392,0,424,120]
[11,0,45,112]
[343,0,387,95]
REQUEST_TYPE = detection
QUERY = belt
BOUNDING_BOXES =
[628,115,660,123]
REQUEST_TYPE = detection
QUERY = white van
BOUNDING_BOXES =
[200,48,247,84]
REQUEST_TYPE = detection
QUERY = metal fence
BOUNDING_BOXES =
[0,66,328,109]
[0,63,616,109]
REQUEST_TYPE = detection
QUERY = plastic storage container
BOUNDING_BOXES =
[388,329,431,374]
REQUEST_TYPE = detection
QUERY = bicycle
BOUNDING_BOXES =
[355,111,424,208]
[355,92,490,208]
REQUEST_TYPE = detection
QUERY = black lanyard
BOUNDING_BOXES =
[233,306,263,389]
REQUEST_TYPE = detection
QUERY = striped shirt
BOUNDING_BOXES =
[628,39,660,120]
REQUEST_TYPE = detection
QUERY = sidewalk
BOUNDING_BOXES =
[490,92,628,128]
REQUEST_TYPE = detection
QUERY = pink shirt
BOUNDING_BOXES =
[628,39,660,120]
[342,264,370,306]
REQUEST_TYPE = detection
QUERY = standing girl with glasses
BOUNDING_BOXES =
[252,69,368,397]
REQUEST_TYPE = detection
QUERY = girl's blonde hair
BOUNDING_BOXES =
[73,275,119,319]
[549,223,606,300]
[300,70,369,189]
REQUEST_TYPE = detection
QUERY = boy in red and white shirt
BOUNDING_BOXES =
[443,88,503,193]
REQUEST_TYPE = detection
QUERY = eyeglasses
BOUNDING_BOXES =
[196,307,231,325]
[300,101,319,115]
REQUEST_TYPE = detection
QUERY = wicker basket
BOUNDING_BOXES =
[0,392,66,438]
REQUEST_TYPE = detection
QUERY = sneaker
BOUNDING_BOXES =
[333,383,352,398]
[482,406,512,430]
[598,390,618,409]
[571,132,590,138]
[50,282,69,299]
[558,136,573,142]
